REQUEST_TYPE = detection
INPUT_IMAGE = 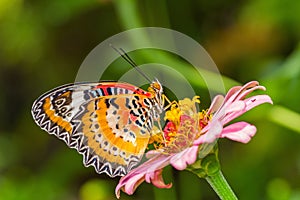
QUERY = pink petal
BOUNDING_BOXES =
[115,155,171,198]
[169,146,199,170]
[207,95,224,114]
[209,81,268,122]
[143,155,171,174]
[224,81,259,104]
[194,119,223,145]
[237,81,260,94]
[145,169,172,189]
[217,100,246,121]
[146,149,163,159]
[235,85,266,101]
[223,85,243,103]
[244,95,273,111]
[225,100,246,113]
[222,94,273,125]
[115,173,145,198]
[220,122,257,143]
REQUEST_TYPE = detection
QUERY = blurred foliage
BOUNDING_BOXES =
[0,0,300,200]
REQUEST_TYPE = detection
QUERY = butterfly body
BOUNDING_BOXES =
[31,81,163,177]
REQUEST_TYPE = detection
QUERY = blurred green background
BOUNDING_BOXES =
[1,0,300,199]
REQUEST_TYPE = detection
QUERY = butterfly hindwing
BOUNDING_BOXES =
[31,82,157,177]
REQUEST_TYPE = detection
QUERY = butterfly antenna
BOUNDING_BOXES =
[110,44,152,83]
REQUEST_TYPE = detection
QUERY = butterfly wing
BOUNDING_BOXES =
[31,82,157,177]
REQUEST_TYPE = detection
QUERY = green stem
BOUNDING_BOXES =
[205,170,238,200]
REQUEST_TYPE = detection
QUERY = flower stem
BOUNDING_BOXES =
[205,170,238,200]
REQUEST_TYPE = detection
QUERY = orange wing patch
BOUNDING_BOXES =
[81,98,149,167]
[43,97,73,134]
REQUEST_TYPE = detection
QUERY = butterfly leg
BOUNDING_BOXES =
[162,94,178,111]
[156,117,167,146]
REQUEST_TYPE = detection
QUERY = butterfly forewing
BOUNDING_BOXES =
[31,82,159,177]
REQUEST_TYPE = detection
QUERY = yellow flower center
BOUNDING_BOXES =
[148,96,211,154]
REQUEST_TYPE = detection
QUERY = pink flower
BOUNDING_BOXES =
[115,81,273,198]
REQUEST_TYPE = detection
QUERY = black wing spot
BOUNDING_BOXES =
[129,131,136,139]
[106,87,113,95]
[132,100,138,109]
[137,108,143,115]
[110,98,119,109]
[104,99,110,109]
[125,98,131,109]
[135,120,143,127]
[130,110,139,117]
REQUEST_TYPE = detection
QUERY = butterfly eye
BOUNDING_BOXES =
[151,82,161,91]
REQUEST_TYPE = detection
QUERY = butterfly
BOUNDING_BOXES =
[31,80,164,177]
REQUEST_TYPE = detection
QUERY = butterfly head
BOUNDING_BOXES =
[148,79,164,112]
[150,79,162,92]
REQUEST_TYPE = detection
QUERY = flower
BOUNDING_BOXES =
[115,81,273,198]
